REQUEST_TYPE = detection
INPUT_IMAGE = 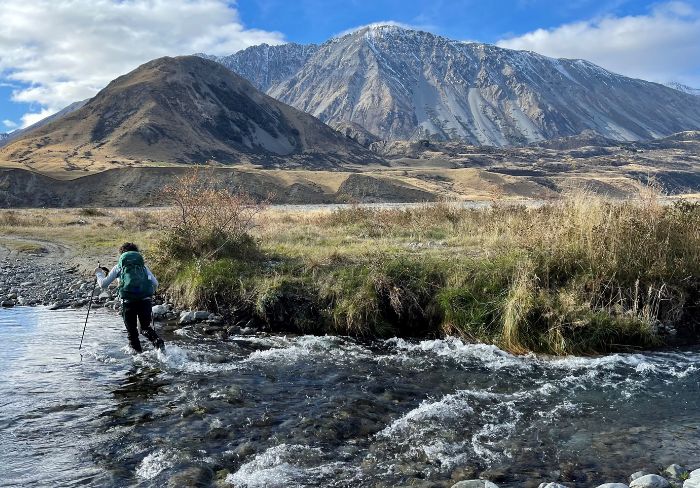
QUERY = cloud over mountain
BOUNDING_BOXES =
[497,1,700,86]
[0,0,285,127]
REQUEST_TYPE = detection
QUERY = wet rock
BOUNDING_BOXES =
[539,484,568,488]
[206,314,223,324]
[629,475,671,488]
[451,468,480,483]
[632,472,651,482]
[597,484,630,488]
[452,481,499,488]
[166,466,212,488]
[179,311,197,325]
[684,479,700,488]
[1,299,15,307]
[48,301,70,310]
[690,469,700,479]
[481,468,509,482]
[98,290,112,300]
[152,304,170,319]
[666,465,688,479]
[193,310,210,321]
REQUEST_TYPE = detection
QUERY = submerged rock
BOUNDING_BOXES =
[629,474,671,488]
[452,481,499,488]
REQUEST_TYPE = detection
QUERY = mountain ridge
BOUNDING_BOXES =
[205,25,700,146]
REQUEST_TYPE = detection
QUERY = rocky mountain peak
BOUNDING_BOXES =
[206,27,700,146]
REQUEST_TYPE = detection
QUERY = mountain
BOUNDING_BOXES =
[0,99,89,148]
[0,133,8,143]
[204,43,319,93]
[207,25,700,146]
[666,82,700,97]
[0,56,376,173]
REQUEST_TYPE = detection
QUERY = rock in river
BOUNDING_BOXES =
[597,484,630,488]
[665,465,688,479]
[452,481,500,488]
[539,484,568,488]
[179,311,196,325]
[685,479,700,488]
[152,304,170,319]
[629,474,671,488]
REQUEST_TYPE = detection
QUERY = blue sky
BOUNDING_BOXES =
[1,0,699,132]
[235,0,655,45]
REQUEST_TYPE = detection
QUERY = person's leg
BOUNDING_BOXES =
[121,300,143,353]
[136,299,164,350]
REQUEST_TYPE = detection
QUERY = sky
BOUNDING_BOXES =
[1,0,699,132]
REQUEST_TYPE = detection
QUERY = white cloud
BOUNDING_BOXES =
[497,1,700,86]
[2,119,18,130]
[0,0,285,126]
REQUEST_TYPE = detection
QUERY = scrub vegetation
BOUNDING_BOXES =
[1,171,698,355]
[147,171,700,355]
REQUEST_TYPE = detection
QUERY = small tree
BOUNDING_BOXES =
[158,167,268,261]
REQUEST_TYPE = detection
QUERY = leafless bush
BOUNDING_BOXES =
[158,168,269,261]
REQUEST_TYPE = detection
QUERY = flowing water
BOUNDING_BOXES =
[1,307,699,487]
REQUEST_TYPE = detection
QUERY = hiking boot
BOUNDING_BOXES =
[155,338,165,352]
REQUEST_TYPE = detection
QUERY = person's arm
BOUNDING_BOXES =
[95,264,120,288]
[145,265,159,290]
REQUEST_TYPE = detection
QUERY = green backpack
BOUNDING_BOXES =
[118,251,154,300]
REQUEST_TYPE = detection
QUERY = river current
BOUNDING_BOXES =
[1,307,699,487]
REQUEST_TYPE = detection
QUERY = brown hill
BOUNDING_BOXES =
[0,56,378,174]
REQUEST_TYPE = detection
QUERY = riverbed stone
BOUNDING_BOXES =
[152,304,170,319]
[452,481,499,488]
[690,469,700,479]
[666,465,688,479]
[98,290,112,300]
[630,474,671,488]
[193,310,210,321]
[166,466,212,488]
[597,484,630,488]
[179,311,197,325]
[1,299,15,307]
[685,479,700,488]
[632,472,651,482]
[539,484,568,488]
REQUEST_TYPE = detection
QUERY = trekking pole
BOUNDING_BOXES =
[79,264,99,356]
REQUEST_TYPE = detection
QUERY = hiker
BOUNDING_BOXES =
[94,243,165,353]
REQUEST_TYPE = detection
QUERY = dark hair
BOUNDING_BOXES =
[119,242,139,254]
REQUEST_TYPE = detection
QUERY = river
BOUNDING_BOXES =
[1,307,699,487]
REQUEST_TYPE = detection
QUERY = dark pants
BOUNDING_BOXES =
[121,298,163,353]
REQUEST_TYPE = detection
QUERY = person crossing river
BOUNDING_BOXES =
[94,242,165,353]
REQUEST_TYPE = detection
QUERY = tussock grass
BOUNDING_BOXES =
[156,192,698,354]
[3,190,698,355]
